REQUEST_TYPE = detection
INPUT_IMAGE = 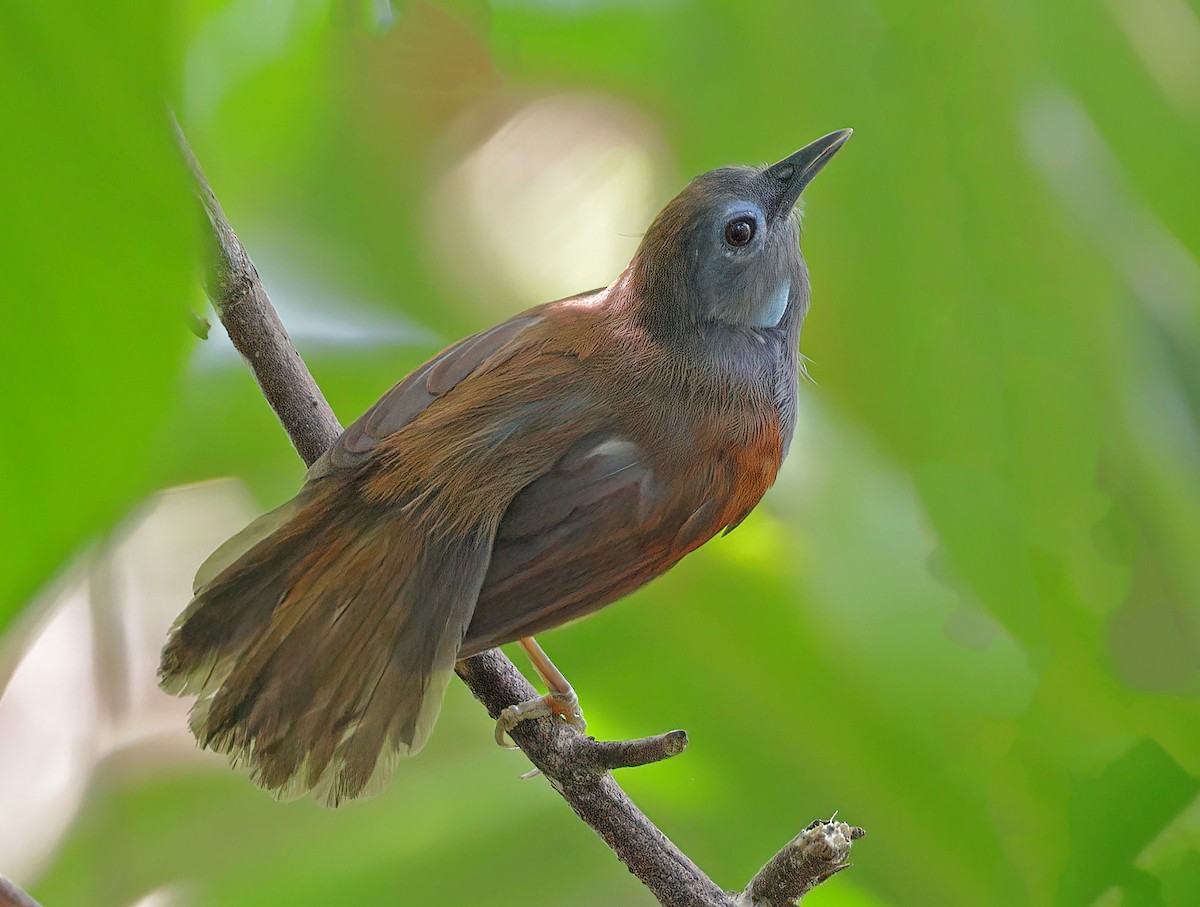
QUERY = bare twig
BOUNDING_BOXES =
[174,120,863,907]
[737,820,866,906]
[172,114,340,467]
[0,876,42,907]
[591,729,690,770]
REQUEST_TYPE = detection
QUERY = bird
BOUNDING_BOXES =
[159,128,853,806]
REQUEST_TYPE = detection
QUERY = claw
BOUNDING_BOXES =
[494,687,587,748]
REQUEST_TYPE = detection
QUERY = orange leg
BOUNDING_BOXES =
[494,636,587,747]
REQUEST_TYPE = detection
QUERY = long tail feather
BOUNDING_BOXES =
[159,480,492,806]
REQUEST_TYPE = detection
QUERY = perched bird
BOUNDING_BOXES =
[160,128,852,806]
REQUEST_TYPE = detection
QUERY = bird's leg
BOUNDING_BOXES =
[495,636,587,748]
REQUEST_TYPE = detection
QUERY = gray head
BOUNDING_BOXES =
[629,129,852,339]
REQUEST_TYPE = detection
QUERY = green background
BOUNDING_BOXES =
[2,1,1198,905]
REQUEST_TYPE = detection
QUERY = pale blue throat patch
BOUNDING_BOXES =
[751,276,791,328]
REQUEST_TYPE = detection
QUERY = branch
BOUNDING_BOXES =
[172,115,340,467]
[737,820,866,907]
[0,876,42,907]
[175,121,863,907]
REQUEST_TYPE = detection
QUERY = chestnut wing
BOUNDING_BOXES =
[308,308,547,479]
[462,433,725,655]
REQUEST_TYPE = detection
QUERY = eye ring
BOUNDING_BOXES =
[724,216,756,247]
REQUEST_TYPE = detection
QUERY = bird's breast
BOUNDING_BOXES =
[569,304,793,532]
[692,412,783,532]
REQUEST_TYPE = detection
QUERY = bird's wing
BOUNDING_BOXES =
[191,307,547,596]
[461,432,727,656]
[308,308,547,479]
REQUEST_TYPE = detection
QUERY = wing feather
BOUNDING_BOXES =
[309,309,545,478]
[462,431,722,655]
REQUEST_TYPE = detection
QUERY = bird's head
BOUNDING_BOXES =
[628,129,851,338]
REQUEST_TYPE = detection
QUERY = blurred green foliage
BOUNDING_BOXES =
[0,2,193,629]
[2,1,1199,906]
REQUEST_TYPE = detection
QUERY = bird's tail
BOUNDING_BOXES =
[158,479,492,806]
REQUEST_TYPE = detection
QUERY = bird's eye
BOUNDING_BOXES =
[724,216,756,247]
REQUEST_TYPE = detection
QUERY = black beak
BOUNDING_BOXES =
[765,128,853,219]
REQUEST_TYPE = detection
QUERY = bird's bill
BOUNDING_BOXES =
[765,128,853,217]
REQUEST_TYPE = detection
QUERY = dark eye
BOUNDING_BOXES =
[724,216,756,247]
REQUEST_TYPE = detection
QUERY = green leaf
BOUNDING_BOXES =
[0,2,193,628]
[1059,740,1200,907]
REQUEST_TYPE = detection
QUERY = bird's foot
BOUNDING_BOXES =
[494,686,587,748]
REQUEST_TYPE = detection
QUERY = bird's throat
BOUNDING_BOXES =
[749,276,791,329]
